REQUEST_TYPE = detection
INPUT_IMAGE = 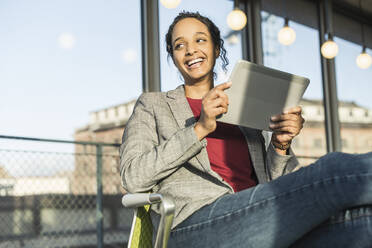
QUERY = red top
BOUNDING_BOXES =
[187,97,257,192]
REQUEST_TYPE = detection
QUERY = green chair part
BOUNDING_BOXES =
[123,193,175,248]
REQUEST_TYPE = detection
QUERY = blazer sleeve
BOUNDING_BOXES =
[120,93,207,193]
[262,131,302,181]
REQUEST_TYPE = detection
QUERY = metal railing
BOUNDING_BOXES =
[0,135,131,248]
[0,135,322,247]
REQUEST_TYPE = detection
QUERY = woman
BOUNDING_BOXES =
[120,11,372,247]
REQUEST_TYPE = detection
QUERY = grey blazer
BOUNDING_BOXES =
[120,85,300,229]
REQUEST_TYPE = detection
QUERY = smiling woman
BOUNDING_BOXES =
[167,15,225,93]
[120,11,372,248]
[165,14,228,89]
[159,0,240,92]
[172,19,217,84]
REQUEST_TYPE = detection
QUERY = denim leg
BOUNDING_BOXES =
[291,206,372,248]
[168,152,372,248]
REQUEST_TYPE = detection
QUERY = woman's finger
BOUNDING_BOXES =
[203,99,228,117]
[215,81,232,91]
[283,106,302,115]
[271,113,303,122]
[205,97,227,109]
[212,87,229,101]
[270,120,303,129]
[272,126,299,135]
[214,106,228,115]
[272,133,293,143]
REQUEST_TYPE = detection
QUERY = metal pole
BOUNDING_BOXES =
[318,0,342,152]
[240,0,263,65]
[0,134,120,147]
[96,145,103,248]
[140,0,161,92]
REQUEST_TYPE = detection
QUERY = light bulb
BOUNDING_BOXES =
[227,9,247,31]
[58,32,76,50]
[160,0,181,9]
[227,34,239,45]
[356,52,372,69]
[321,40,339,59]
[278,26,296,46]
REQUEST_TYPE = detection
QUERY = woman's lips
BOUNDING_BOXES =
[188,61,203,69]
[186,58,204,69]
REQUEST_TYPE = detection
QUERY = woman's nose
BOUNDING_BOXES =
[185,44,196,56]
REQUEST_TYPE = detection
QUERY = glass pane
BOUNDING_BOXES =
[261,11,326,165]
[159,0,243,92]
[0,0,142,145]
[0,2,139,247]
[334,37,372,153]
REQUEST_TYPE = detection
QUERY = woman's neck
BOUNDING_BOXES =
[184,75,214,99]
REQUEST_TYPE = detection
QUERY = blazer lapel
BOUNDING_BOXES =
[166,85,211,173]
[166,85,195,128]
[239,127,267,183]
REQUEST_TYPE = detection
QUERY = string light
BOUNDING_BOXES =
[278,18,296,46]
[356,46,372,69]
[227,8,247,31]
[356,0,371,69]
[160,0,181,9]
[321,35,339,59]
[227,0,247,31]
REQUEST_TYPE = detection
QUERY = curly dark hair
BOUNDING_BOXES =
[165,11,229,75]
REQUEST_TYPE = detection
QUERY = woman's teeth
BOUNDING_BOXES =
[187,58,203,68]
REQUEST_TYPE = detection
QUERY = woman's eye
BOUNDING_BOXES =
[175,43,184,49]
[197,39,206,43]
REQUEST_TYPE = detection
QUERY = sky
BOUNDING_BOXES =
[0,0,371,171]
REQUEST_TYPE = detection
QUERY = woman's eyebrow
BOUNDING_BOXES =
[173,31,208,45]
[173,36,184,44]
[195,32,207,36]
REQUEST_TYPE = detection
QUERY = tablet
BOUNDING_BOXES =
[217,60,309,131]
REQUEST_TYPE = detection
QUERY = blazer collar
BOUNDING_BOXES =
[166,84,185,100]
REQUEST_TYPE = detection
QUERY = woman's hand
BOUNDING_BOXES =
[194,82,232,140]
[269,106,305,154]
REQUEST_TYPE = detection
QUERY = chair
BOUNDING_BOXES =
[122,193,175,248]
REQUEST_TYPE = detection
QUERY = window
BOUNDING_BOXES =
[0,0,142,182]
[341,139,348,149]
[292,139,300,148]
[0,0,142,144]
[313,138,322,148]
[334,37,372,153]
[261,11,326,163]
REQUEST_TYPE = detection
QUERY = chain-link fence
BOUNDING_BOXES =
[0,135,132,248]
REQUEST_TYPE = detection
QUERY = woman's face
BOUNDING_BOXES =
[171,18,218,84]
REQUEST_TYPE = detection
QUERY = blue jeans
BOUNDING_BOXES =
[167,152,372,248]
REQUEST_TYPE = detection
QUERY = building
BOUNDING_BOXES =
[73,100,136,195]
[0,165,71,196]
[293,99,372,165]
[74,98,372,191]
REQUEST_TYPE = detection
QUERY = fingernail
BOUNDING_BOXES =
[271,116,277,121]
[269,123,275,128]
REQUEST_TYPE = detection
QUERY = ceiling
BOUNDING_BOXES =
[337,0,372,15]
[333,0,372,25]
